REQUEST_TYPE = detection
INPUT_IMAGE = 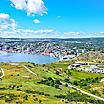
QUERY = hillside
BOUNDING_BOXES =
[76,51,104,63]
[0,61,104,103]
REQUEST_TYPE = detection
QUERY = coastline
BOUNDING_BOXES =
[0,50,59,64]
[0,50,58,58]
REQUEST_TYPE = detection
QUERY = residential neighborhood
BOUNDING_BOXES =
[0,38,89,60]
[70,62,104,74]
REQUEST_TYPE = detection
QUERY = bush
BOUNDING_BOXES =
[48,77,53,81]
[55,84,59,89]
[10,74,13,76]
[64,78,69,83]
[4,94,15,103]
[65,83,68,87]
[23,95,28,100]
[34,98,38,101]
[73,81,78,86]
[56,71,59,75]
[55,79,62,85]
[17,74,20,76]
[42,64,46,67]
[39,100,42,103]
[54,94,66,98]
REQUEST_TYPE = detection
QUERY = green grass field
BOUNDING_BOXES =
[0,61,104,104]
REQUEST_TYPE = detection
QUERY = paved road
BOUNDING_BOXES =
[0,68,5,78]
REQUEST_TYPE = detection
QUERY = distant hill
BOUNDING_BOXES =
[0,37,104,43]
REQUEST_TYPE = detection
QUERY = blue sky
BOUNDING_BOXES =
[0,0,104,38]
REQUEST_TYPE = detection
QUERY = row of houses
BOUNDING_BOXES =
[71,62,88,68]
[91,68,104,74]
[70,62,104,74]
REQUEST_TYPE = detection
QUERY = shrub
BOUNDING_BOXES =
[54,94,66,98]
[65,83,68,87]
[64,78,69,83]
[56,71,59,75]
[55,84,59,89]
[17,74,20,76]
[39,100,42,103]
[55,79,62,85]
[73,81,78,86]
[23,95,28,100]
[10,74,13,76]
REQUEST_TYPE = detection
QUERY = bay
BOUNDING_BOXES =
[0,51,59,64]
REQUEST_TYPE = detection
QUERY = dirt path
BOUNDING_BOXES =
[9,63,37,76]
[22,65,37,76]
[0,68,5,78]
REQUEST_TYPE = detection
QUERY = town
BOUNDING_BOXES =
[0,38,96,60]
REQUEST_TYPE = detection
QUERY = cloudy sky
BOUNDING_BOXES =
[0,0,104,38]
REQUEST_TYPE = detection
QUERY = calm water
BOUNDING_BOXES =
[0,51,59,64]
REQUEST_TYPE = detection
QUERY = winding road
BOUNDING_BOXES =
[0,68,5,78]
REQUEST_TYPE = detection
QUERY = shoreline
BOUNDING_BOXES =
[0,50,60,64]
[0,50,75,61]
[0,50,57,58]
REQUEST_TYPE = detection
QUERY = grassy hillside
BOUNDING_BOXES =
[0,61,104,104]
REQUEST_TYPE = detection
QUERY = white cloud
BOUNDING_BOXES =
[9,0,47,16]
[33,19,40,24]
[94,32,97,35]
[10,0,26,10]
[92,32,104,36]
[0,13,10,19]
[0,28,59,38]
[64,32,80,35]
[100,32,104,34]
[33,29,54,34]
[14,29,55,36]
[0,13,17,31]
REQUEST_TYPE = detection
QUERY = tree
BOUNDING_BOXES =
[55,79,62,85]
[39,100,42,103]
[48,77,53,81]
[23,95,28,100]
[67,70,71,76]
[73,81,78,86]
[66,91,71,102]
[56,71,59,75]
[65,83,68,87]
[42,64,46,67]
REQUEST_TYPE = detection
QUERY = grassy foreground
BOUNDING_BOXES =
[0,61,104,104]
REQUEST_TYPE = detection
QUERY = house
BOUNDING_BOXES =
[91,68,104,74]
[76,62,88,65]
[71,64,81,68]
